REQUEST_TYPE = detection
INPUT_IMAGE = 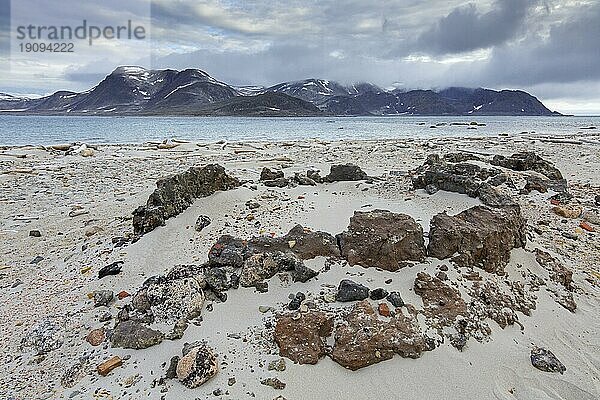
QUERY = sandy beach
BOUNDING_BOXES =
[1,132,599,400]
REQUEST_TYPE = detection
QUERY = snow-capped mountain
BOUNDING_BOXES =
[0,67,559,116]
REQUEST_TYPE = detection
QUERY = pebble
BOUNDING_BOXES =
[29,230,42,237]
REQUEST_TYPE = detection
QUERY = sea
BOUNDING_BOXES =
[0,115,599,146]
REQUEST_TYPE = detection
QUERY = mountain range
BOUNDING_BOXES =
[0,66,560,116]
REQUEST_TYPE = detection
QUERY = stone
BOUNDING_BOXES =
[98,261,123,279]
[263,177,290,188]
[166,318,189,340]
[110,320,164,349]
[292,172,317,186]
[93,290,114,307]
[337,210,425,271]
[255,281,269,293]
[325,164,368,182]
[86,328,105,346]
[331,300,426,370]
[205,267,231,292]
[530,347,566,374]
[336,280,370,302]
[580,221,595,232]
[133,164,240,236]
[274,311,334,364]
[195,215,211,232]
[414,272,467,326]
[97,356,122,376]
[246,199,261,209]
[22,319,64,355]
[307,169,324,183]
[261,377,286,390]
[424,184,438,195]
[268,358,287,372]
[378,303,391,317]
[386,292,404,308]
[166,356,180,379]
[427,206,527,273]
[552,205,582,219]
[176,344,219,388]
[240,252,289,287]
[249,224,340,260]
[141,268,206,323]
[260,167,284,181]
[491,152,563,181]
[84,225,103,237]
[208,235,247,268]
[288,292,306,311]
[369,288,388,300]
[29,230,42,237]
[117,290,130,300]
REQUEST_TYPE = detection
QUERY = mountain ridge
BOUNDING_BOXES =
[0,66,561,116]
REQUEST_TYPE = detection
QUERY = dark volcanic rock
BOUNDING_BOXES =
[530,347,566,374]
[195,215,211,232]
[274,310,334,364]
[260,167,284,181]
[386,292,405,308]
[110,320,164,349]
[133,164,240,236]
[263,177,290,188]
[325,164,368,182]
[331,300,426,370]
[336,279,370,302]
[338,210,426,271]
[288,292,306,310]
[208,235,247,268]
[369,288,388,301]
[414,272,467,325]
[491,152,563,181]
[176,344,219,388]
[427,206,527,273]
[98,261,123,279]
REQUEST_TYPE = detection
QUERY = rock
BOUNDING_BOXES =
[424,184,438,195]
[245,199,261,209]
[325,164,368,182]
[274,310,334,364]
[261,377,286,390]
[117,290,130,300]
[337,210,426,271]
[208,235,247,268]
[255,281,269,293]
[110,320,164,349]
[259,305,273,313]
[142,268,206,323]
[97,356,122,376]
[491,152,563,181]
[336,280,370,302]
[22,319,64,354]
[263,177,290,188]
[552,205,582,219]
[331,300,426,370]
[93,290,114,307]
[228,377,236,386]
[268,358,287,372]
[292,172,317,186]
[86,328,105,346]
[166,356,180,379]
[378,303,390,317]
[84,225,103,237]
[580,221,595,232]
[369,288,388,300]
[166,318,189,340]
[260,167,284,181]
[530,347,566,374]
[427,206,527,273]
[133,164,240,236]
[98,261,123,279]
[386,292,404,308]
[29,230,42,237]
[414,272,467,325]
[288,292,306,311]
[205,267,231,292]
[307,169,324,183]
[240,252,289,287]
[195,215,211,232]
[176,344,219,388]
[521,174,549,194]
[30,255,44,264]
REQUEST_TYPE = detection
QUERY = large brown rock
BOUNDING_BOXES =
[133,164,240,236]
[274,311,334,365]
[331,301,426,370]
[427,206,527,273]
[414,272,467,326]
[337,210,426,271]
[249,224,340,260]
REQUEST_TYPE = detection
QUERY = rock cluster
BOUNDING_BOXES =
[133,164,240,236]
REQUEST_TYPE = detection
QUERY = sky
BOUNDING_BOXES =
[1,0,599,115]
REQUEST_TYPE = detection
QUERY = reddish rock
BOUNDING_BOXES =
[331,301,426,370]
[580,221,595,232]
[378,303,390,317]
[427,206,527,274]
[414,272,467,325]
[86,328,106,346]
[117,290,130,300]
[337,210,426,271]
[274,311,333,365]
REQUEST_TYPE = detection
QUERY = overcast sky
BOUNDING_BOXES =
[1,0,599,114]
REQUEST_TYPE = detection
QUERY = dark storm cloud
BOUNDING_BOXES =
[414,0,540,55]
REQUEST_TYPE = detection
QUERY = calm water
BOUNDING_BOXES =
[1,115,599,146]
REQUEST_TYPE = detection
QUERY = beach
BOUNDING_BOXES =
[1,133,599,400]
